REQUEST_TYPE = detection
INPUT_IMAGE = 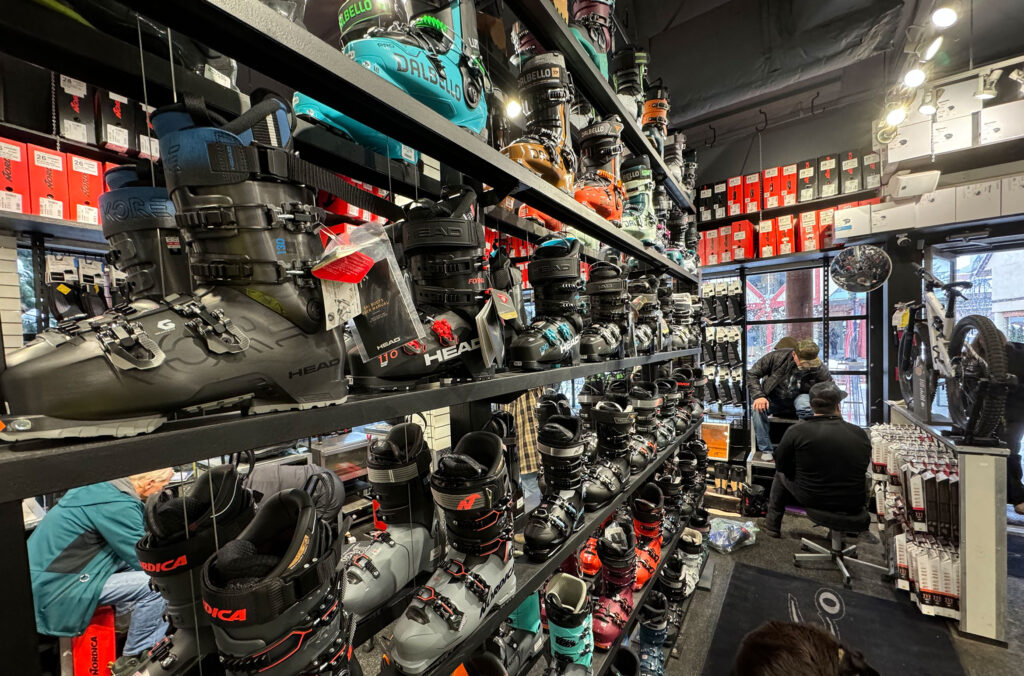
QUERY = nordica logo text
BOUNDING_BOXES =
[289,358,340,379]
[203,600,247,622]
[141,555,187,573]
[89,636,99,675]
[394,55,463,102]
[483,567,515,616]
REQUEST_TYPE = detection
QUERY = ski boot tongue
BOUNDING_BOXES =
[436,454,488,479]
[147,495,205,539]
[217,540,280,590]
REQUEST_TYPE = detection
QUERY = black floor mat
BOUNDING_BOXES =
[1010,535,1024,579]
[702,563,964,676]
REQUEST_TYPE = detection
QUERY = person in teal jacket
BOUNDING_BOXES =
[28,469,173,670]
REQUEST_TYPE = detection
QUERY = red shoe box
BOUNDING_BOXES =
[66,154,103,227]
[781,164,798,206]
[0,138,30,214]
[818,154,839,198]
[704,229,718,265]
[797,158,818,202]
[818,208,836,248]
[799,211,819,251]
[27,144,69,220]
[717,223,734,257]
[762,166,782,208]
[858,197,881,207]
[776,214,797,254]
[758,218,777,258]
[743,173,761,213]
[698,234,707,266]
[732,219,755,259]
[727,176,743,216]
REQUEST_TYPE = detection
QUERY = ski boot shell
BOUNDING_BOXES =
[574,116,625,223]
[610,47,650,123]
[580,261,629,362]
[582,400,633,510]
[592,519,636,650]
[631,483,664,591]
[524,414,586,560]
[640,84,670,158]
[569,0,615,78]
[545,573,594,669]
[620,156,657,246]
[635,591,669,676]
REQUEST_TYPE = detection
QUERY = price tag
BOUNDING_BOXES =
[76,204,99,226]
[60,75,87,97]
[39,197,64,220]
[34,150,62,171]
[204,64,233,88]
[106,124,130,152]
[314,249,375,283]
[0,142,21,161]
[820,158,836,170]
[842,158,859,171]
[764,167,778,177]
[401,145,417,163]
[61,119,88,144]
[72,156,99,175]
[320,278,360,331]
[798,167,814,179]
[0,192,23,213]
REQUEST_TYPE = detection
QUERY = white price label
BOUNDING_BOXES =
[734,231,745,240]
[321,278,360,331]
[728,204,741,216]
[714,183,726,193]
[76,204,99,226]
[782,164,797,175]
[72,156,99,176]
[60,75,87,97]
[0,192,23,213]
[106,124,130,151]
[780,242,793,254]
[204,64,233,88]
[800,187,815,200]
[714,207,725,218]
[822,184,838,197]
[39,197,64,220]
[109,92,129,104]
[700,188,712,198]
[401,145,417,163]
[863,153,880,165]
[33,150,62,171]
[798,167,814,179]
[766,196,779,208]
[61,119,88,144]
[820,158,836,170]
[764,167,778,178]
[866,175,880,189]
[745,173,759,182]
[758,221,772,232]
[728,176,742,186]
[842,158,859,171]
[0,142,21,162]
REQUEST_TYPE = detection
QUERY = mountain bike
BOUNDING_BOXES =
[895,263,1013,439]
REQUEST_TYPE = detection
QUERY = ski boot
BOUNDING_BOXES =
[518,203,564,232]
[200,488,360,676]
[509,237,584,370]
[611,647,641,676]
[655,466,688,540]
[524,415,586,560]
[632,484,664,591]
[592,518,636,650]
[579,536,602,579]
[345,187,497,390]
[502,52,577,194]
[484,620,538,676]
[389,431,517,674]
[689,507,710,536]
[582,400,633,510]
[641,83,670,157]
[632,275,665,354]
[536,389,573,428]
[680,528,704,597]
[610,47,650,123]
[1,99,351,441]
[627,380,660,448]
[293,0,489,164]
[577,378,605,434]
[656,550,686,649]
[569,0,615,78]
[102,164,192,301]
[635,591,669,676]
[544,573,594,673]
[580,261,630,362]
[620,157,657,245]
[132,464,255,676]
[682,147,699,192]
[663,134,684,187]
[574,116,626,223]
[342,423,436,618]
[508,592,542,633]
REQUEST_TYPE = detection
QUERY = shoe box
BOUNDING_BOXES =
[698,184,713,222]
[743,173,760,213]
[717,223,733,263]
[27,144,69,220]
[817,154,839,198]
[834,204,871,239]
[839,150,862,194]
[862,151,881,189]
[1002,174,1024,216]
[66,154,103,227]
[0,56,51,133]
[888,120,931,163]
[936,79,982,122]
[712,181,727,219]
[955,180,1001,221]
[136,103,160,161]
[796,158,817,202]
[916,187,956,227]
[757,218,776,258]
[726,176,743,216]
[818,208,836,248]
[780,164,798,205]
[798,210,819,251]
[979,99,1024,145]
[871,201,918,233]
[776,214,797,254]
[762,166,781,208]
[56,75,98,146]
[731,219,754,260]
[0,137,30,214]
[702,229,718,265]
[96,90,136,154]
[932,114,973,155]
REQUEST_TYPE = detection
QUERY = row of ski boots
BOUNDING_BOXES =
[704,365,746,407]
[712,463,749,498]
[703,327,743,367]
[701,279,745,324]
[42,254,132,321]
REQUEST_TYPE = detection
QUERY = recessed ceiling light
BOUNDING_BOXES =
[904,68,927,88]
[932,4,959,28]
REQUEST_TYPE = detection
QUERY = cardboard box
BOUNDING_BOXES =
[136,103,160,160]
[888,120,932,162]
[56,74,97,145]
[27,145,69,220]
[979,99,1024,145]
[871,201,918,232]
[839,150,862,194]
[936,80,982,122]
[797,158,818,202]
[66,154,103,227]
[776,214,797,254]
[757,219,777,258]
[726,176,743,216]
[834,204,871,239]
[732,220,755,259]
[818,154,839,198]
[781,164,798,205]
[704,229,718,264]
[713,182,727,219]
[743,173,761,213]
[96,90,137,154]
[1002,174,1024,216]
[0,137,30,214]
[698,184,713,222]
[0,56,51,133]
[932,115,973,154]
[762,167,781,208]
[717,224,733,257]
[698,234,707,266]
[955,180,1001,221]
[818,208,836,248]
[862,152,881,190]
[798,211,819,251]
[859,197,881,206]
[917,187,956,227]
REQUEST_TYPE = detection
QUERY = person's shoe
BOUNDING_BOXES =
[756,518,781,539]
[760,450,774,462]
[109,654,143,676]
[1015,502,1024,516]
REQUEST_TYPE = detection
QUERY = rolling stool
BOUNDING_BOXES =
[793,508,886,587]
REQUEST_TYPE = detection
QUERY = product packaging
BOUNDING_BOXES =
[840,150,862,194]
[96,90,137,154]
[818,154,839,198]
[698,184,713,222]
[0,56,51,133]
[56,75,97,145]
[713,182,727,219]
[66,154,103,227]
[776,214,796,254]
[757,218,776,258]
[726,176,743,216]
[762,166,781,208]
[743,172,760,213]
[731,220,754,259]
[817,208,835,248]
[862,151,881,189]
[708,518,758,553]
[0,137,30,214]
[797,158,818,202]
[780,164,798,206]
[27,144,69,220]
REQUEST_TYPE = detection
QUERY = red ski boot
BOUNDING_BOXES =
[592,518,636,650]
[631,483,664,590]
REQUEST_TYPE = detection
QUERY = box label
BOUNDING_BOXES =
[39,197,64,219]
[799,167,814,179]
[71,156,99,176]
[700,188,712,199]
[842,158,859,171]
[728,176,742,186]
[820,158,836,170]
[0,142,21,162]
[109,92,129,104]
[61,120,89,144]
[822,184,838,197]
[714,183,726,193]
[0,192,23,213]
[76,204,99,225]
[764,167,778,178]
[106,124,130,151]
[33,151,63,171]
[745,173,759,182]
[60,75,87,97]
[765,196,779,208]
[782,164,797,175]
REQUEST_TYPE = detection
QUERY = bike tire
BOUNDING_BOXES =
[897,322,936,413]
[947,314,1008,438]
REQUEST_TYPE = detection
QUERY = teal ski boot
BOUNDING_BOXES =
[544,573,594,674]
[570,0,615,78]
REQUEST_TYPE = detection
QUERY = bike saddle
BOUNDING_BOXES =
[942,280,972,290]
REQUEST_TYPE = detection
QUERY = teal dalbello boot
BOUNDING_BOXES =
[569,0,615,78]
[293,0,489,164]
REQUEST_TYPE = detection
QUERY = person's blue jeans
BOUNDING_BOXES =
[752,393,812,453]
[98,570,168,655]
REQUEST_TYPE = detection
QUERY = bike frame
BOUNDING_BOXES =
[923,288,956,379]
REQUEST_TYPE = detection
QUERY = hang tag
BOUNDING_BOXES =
[313,247,375,283]
[320,278,360,331]
[631,296,647,311]
[487,288,519,322]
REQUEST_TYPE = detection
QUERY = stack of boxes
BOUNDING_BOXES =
[0,230,20,356]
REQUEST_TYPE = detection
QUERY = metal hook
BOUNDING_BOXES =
[810,91,820,116]
[755,109,768,132]
[705,125,717,148]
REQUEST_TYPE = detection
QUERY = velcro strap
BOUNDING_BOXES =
[537,441,586,458]
[409,255,484,278]
[585,278,627,295]
[527,256,581,283]
[367,461,420,484]
[415,285,481,308]
[403,216,486,251]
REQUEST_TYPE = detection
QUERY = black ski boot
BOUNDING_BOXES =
[663,134,684,187]
[655,378,680,447]
[524,415,586,560]
[201,488,360,676]
[629,381,662,449]
[389,431,517,674]
[580,261,631,362]
[536,389,573,428]
[342,423,436,619]
[1,99,349,440]
[582,400,633,510]
[577,379,605,434]
[628,276,662,355]
[484,410,527,522]
[611,47,650,123]
[132,464,255,676]
[509,237,584,370]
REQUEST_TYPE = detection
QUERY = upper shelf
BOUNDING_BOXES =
[140,1,696,282]
[0,212,107,246]
[697,189,879,232]
[505,0,697,213]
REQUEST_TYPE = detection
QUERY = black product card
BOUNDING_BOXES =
[797,159,818,202]
[839,150,862,194]
[56,75,97,145]
[351,259,422,359]
[817,154,839,198]
[0,56,51,132]
[862,151,881,189]
[713,182,727,219]
[96,90,137,154]
[698,184,713,221]
[936,474,951,541]
[949,474,960,542]
[923,471,938,536]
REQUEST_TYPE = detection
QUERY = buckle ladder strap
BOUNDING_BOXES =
[349,553,380,579]
[415,585,465,631]
[444,559,492,602]
[171,298,250,354]
[415,285,481,307]
[366,461,420,484]
[91,317,165,371]
[410,256,485,277]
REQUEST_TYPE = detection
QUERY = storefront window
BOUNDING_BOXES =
[746,268,823,320]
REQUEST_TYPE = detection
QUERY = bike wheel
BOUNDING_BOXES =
[947,314,1008,438]
[897,322,936,413]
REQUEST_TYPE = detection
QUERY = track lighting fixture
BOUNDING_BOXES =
[974,70,1002,100]
[919,88,939,116]
[885,105,908,127]
[931,3,959,28]
[923,36,943,62]
[904,68,927,88]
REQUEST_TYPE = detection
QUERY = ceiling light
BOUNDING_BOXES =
[931,4,959,28]
[904,68,927,88]
[923,36,943,61]
[506,99,522,118]
[886,105,907,126]
[1009,69,1024,97]
[919,89,938,116]
[974,69,1002,100]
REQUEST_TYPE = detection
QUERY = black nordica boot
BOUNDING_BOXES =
[388,431,517,674]
[582,400,633,510]
[0,98,349,441]
[341,423,436,619]
[509,237,584,370]
[346,187,496,390]
[201,488,361,676]
[131,464,255,676]
[580,261,630,362]
[524,414,586,560]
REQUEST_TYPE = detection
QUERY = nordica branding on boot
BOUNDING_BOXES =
[483,567,515,616]
[89,635,99,675]
[141,555,188,573]
[394,55,463,102]
[103,196,174,221]
[520,66,561,86]
[203,600,247,622]
[289,358,341,379]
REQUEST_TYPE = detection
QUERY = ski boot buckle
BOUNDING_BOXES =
[415,586,465,631]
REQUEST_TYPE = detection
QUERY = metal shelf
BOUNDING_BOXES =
[140,1,696,283]
[884,401,1009,457]
[697,189,878,232]
[504,0,696,213]
[428,423,699,676]
[0,212,107,245]
[482,205,602,261]
[0,348,699,502]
